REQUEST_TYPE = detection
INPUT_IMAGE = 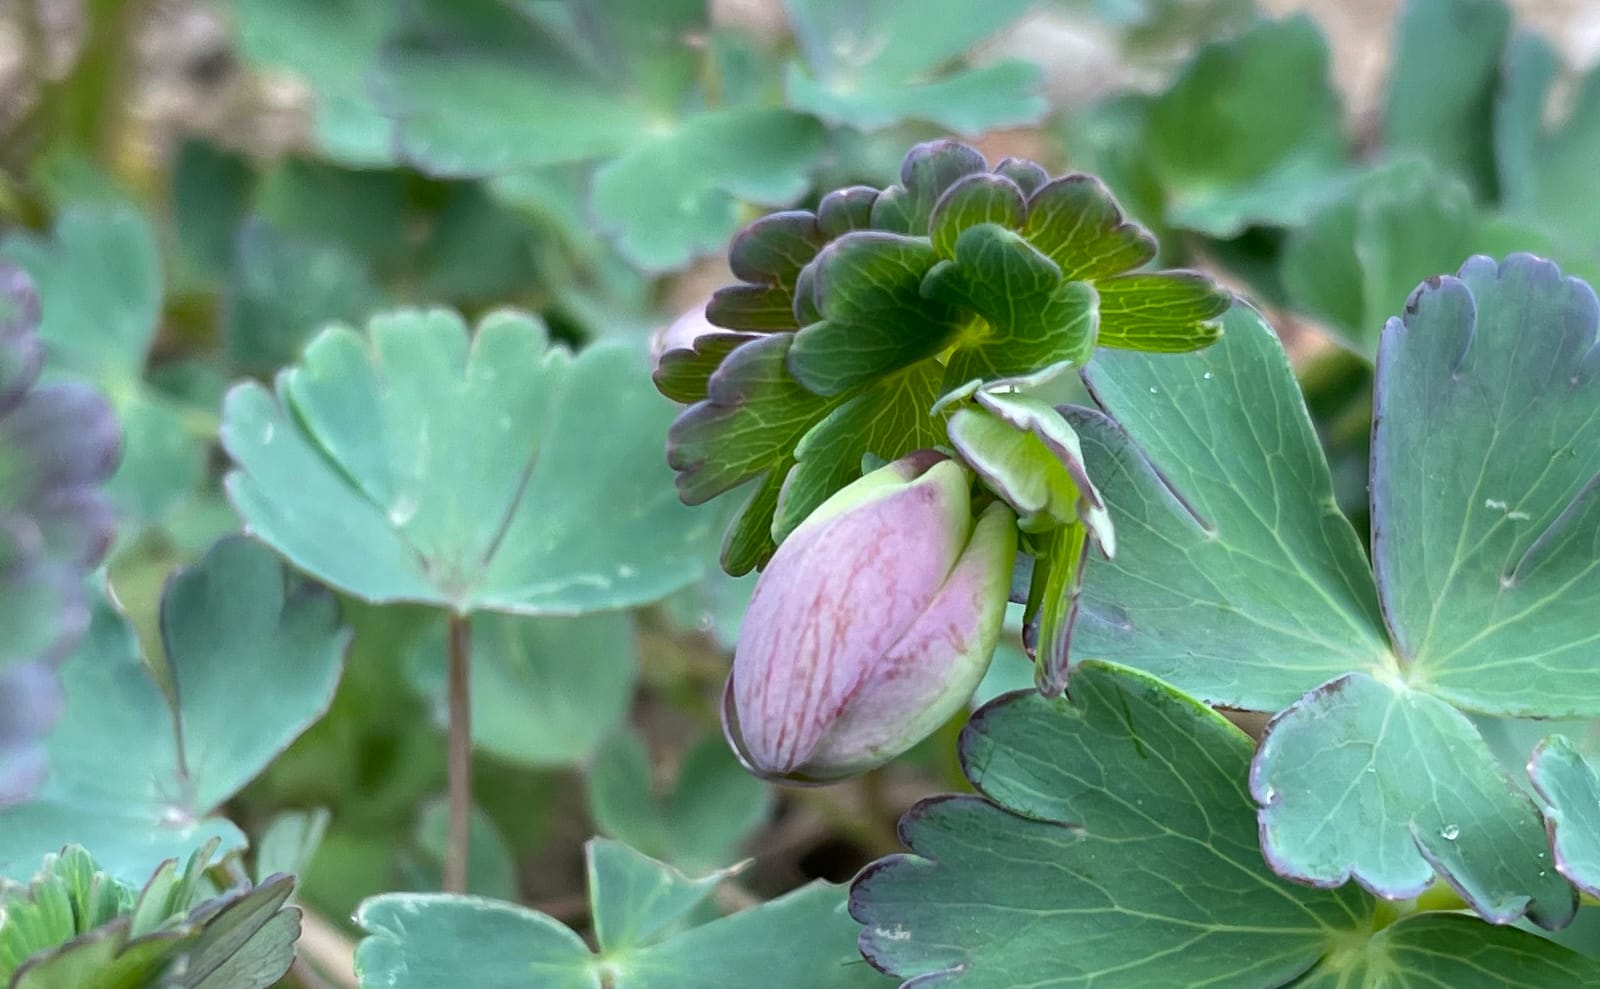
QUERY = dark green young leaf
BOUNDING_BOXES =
[0,538,349,883]
[922,226,1099,392]
[0,843,300,989]
[671,142,1227,570]
[773,362,948,542]
[789,234,956,396]
[224,309,709,613]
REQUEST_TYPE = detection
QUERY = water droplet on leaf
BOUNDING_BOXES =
[388,494,420,527]
[1440,824,1460,841]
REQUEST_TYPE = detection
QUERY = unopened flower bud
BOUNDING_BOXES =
[723,452,1018,784]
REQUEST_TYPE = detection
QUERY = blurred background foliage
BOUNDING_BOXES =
[2,0,1599,983]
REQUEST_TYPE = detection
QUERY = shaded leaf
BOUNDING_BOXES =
[404,611,636,767]
[1144,16,1350,236]
[1529,735,1600,898]
[782,0,1043,133]
[587,731,771,873]
[0,538,349,883]
[1381,0,1510,198]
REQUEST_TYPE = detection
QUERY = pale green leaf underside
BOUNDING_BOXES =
[223,308,711,616]
[355,840,883,988]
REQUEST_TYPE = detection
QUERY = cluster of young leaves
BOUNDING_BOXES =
[659,138,1230,692]
[0,262,118,805]
[225,0,1051,273]
[0,843,297,989]
[1071,0,1600,358]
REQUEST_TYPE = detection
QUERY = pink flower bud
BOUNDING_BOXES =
[723,452,1018,784]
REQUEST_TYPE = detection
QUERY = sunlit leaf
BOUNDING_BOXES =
[223,308,710,614]
[355,839,885,988]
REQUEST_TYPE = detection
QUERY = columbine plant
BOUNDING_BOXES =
[658,139,1230,723]
[657,139,1600,987]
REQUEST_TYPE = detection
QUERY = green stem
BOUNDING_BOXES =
[444,613,473,894]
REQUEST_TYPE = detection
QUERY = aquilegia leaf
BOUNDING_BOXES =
[849,661,1600,987]
[373,0,825,270]
[354,839,886,988]
[222,307,710,615]
[0,537,349,883]
[1070,254,1599,926]
[1529,735,1600,898]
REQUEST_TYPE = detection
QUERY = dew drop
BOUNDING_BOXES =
[1440,824,1460,841]
[1202,372,1213,380]
[388,494,420,527]
[1149,386,1158,394]
[262,422,275,444]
